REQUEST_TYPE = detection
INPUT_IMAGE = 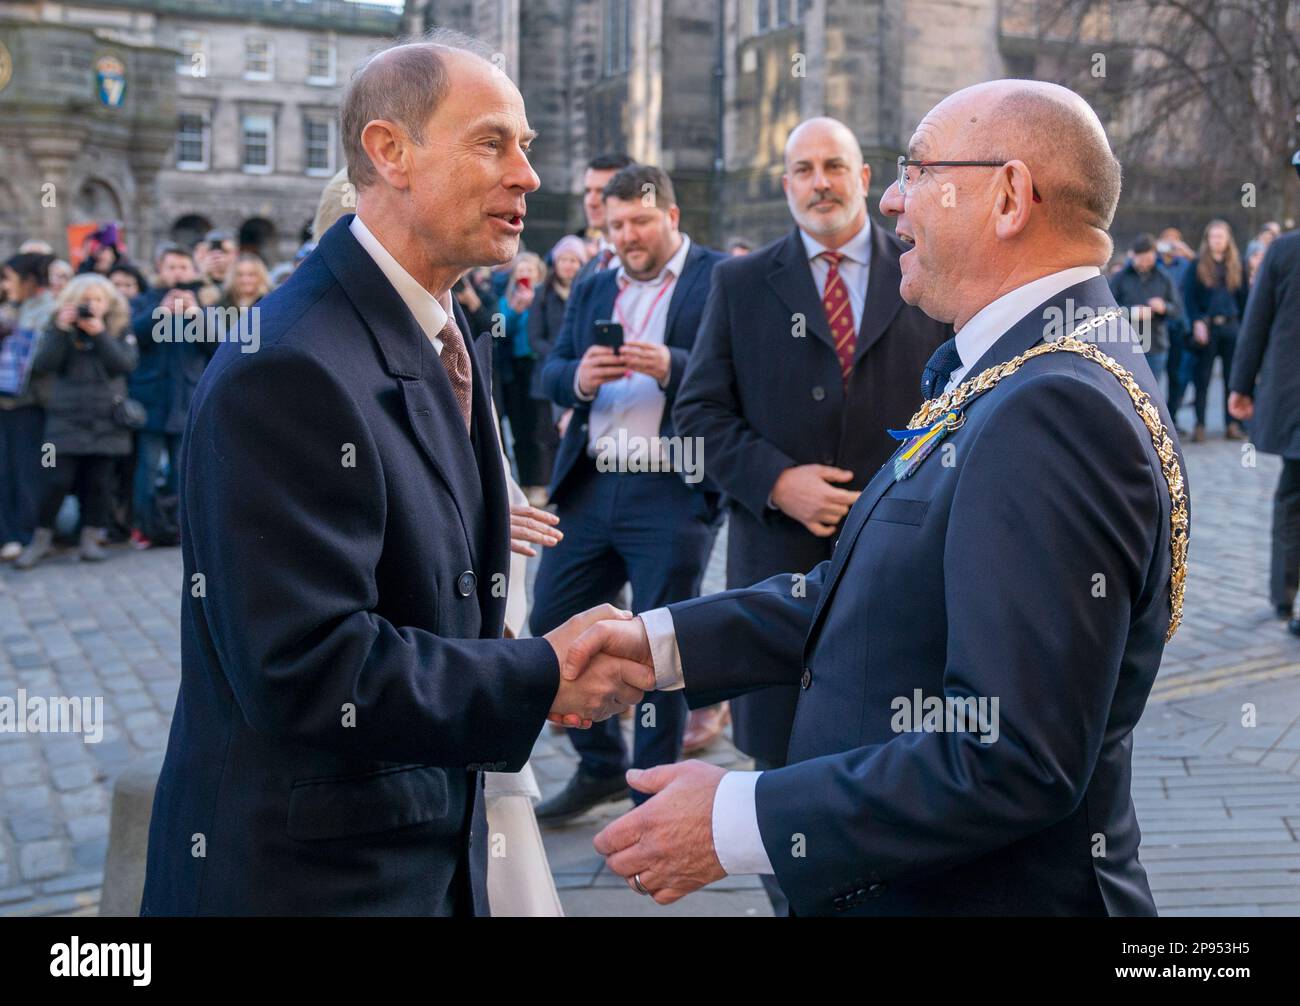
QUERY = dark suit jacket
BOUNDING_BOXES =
[573,245,613,288]
[141,215,559,916]
[539,239,726,505]
[673,222,949,762]
[526,281,569,400]
[1231,231,1300,458]
[129,287,219,434]
[667,275,1182,916]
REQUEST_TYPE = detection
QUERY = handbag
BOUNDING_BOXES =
[111,394,147,430]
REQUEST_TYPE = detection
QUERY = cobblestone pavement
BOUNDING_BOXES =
[2,429,1299,916]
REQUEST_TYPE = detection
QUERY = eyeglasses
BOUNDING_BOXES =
[897,156,1043,203]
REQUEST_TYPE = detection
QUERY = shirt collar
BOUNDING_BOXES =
[954,266,1102,373]
[349,214,448,345]
[799,215,872,269]
[616,234,692,288]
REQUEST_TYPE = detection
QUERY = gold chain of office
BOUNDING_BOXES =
[908,309,1188,641]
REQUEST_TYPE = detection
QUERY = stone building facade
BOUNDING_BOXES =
[407,0,1035,253]
[1,0,1192,266]
[0,0,400,264]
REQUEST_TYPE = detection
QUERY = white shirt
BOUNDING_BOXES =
[639,263,1107,878]
[800,216,872,334]
[577,235,691,463]
[593,236,620,273]
[350,215,448,356]
[944,266,1102,391]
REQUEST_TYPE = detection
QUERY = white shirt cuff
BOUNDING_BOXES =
[639,607,684,691]
[573,370,596,402]
[712,770,774,875]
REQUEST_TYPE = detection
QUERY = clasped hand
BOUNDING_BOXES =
[543,606,656,728]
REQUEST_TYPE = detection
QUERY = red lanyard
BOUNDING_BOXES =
[613,272,677,342]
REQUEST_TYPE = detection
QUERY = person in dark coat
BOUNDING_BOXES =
[524,234,588,501]
[140,36,650,917]
[0,252,57,560]
[1183,219,1249,442]
[673,116,949,913]
[1229,229,1300,625]
[586,80,1183,918]
[1107,233,1183,393]
[528,235,588,400]
[16,274,138,568]
[494,252,556,496]
[127,244,219,546]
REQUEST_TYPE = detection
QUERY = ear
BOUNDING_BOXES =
[359,119,413,191]
[667,204,681,230]
[860,162,872,193]
[992,159,1035,240]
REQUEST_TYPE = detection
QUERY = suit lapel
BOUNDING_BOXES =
[767,229,837,354]
[467,323,510,631]
[664,243,704,345]
[318,215,485,570]
[853,221,903,364]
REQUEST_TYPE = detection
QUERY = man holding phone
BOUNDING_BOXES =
[532,164,727,823]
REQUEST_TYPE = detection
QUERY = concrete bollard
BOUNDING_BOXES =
[98,753,164,916]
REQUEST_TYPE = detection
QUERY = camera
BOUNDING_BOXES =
[76,304,94,320]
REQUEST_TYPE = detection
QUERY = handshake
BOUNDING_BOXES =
[542,605,655,728]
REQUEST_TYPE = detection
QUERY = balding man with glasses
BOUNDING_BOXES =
[582,81,1187,917]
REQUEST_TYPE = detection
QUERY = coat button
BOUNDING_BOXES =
[867,882,886,897]
[811,385,825,402]
[457,570,476,597]
[800,668,812,689]
[832,896,848,912]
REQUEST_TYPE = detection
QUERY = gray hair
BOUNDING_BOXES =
[341,28,494,190]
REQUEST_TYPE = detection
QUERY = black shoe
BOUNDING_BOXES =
[1287,618,1300,639]
[535,769,630,825]
[1278,604,1294,620]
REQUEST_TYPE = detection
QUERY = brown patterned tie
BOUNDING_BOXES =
[438,313,472,430]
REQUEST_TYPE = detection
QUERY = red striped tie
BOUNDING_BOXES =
[820,251,856,383]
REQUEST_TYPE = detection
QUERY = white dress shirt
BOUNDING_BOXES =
[944,266,1102,392]
[576,235,691,465]
[800,216,872,334]
[593,236,620,272]
[639,263,1106,878]
[350,214,448,356]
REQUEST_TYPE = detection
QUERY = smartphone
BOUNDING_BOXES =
[593,319,624,351]
[516,275,532,291]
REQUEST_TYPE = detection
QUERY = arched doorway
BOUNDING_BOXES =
[74,178,123,224]
[171,213,212,249]
[238,217,276,261]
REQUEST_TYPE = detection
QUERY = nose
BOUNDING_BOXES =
[879,180,904,218]
[506,148,541,194]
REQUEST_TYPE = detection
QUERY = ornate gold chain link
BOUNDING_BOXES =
[909,310,1188,641]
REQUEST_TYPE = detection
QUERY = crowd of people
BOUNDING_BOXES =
[0,227,272,568]
[1106,219,1284,443]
